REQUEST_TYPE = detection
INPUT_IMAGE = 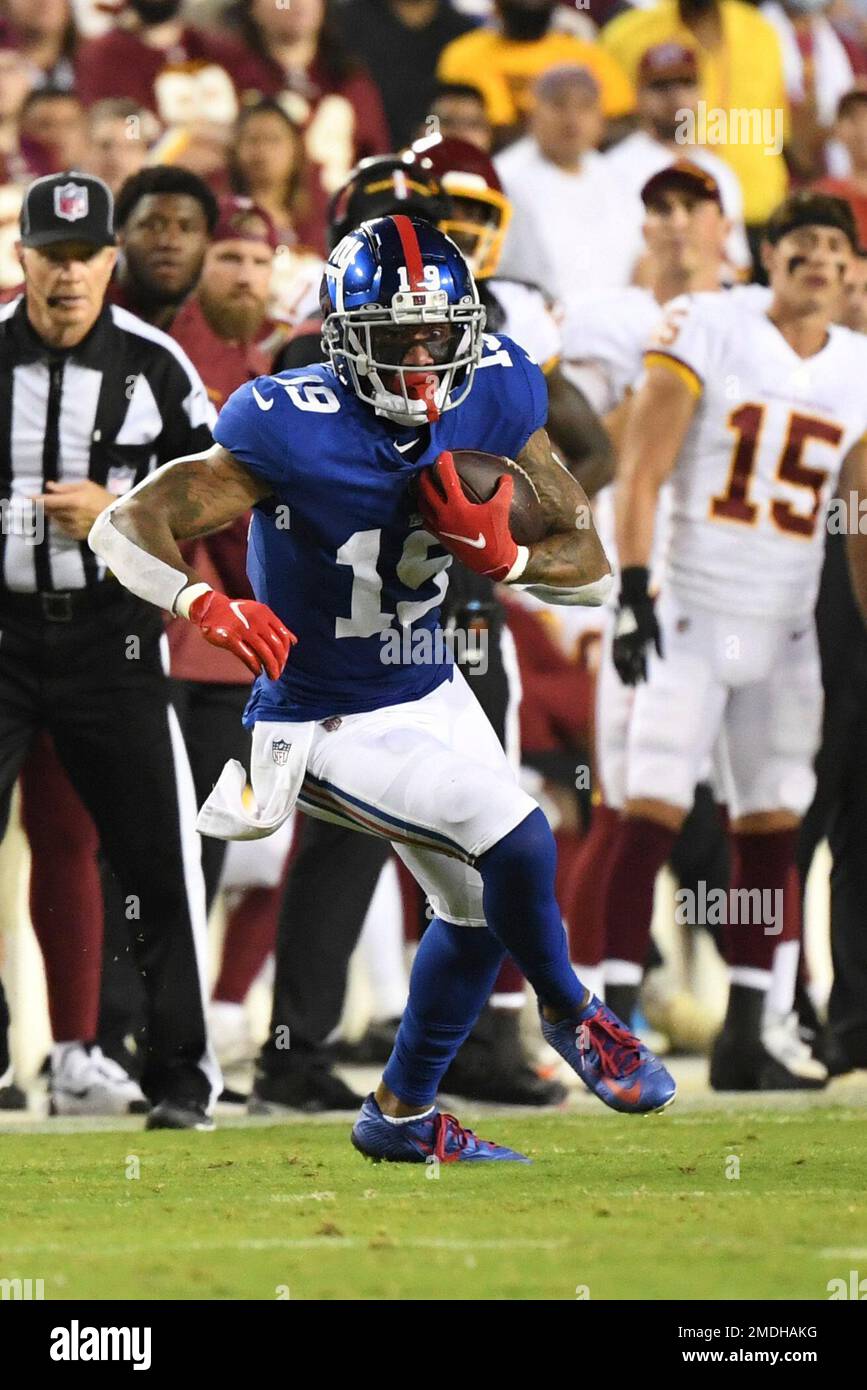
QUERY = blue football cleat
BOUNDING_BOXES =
[541,995,676,1114]
[351,1094,531,1163]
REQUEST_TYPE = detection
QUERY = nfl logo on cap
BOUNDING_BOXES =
[54,181,89,223]
[20,171,115,249]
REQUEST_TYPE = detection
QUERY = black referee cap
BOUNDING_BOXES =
[20,172,116,250]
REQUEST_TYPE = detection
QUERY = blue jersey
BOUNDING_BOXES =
[213,333,547,722]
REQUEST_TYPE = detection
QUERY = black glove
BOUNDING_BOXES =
[612,566,662,686]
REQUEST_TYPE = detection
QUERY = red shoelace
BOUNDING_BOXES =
[433,1111,489,1162]
[583,1007,643,1079]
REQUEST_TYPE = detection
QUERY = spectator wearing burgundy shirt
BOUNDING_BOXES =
[0,43,36,184]
[111,165,218,330]
[18,87,88,175]
[0,0,77,90]
[227,98,312,248]
[220,0,390,252]
[74,0,251,116]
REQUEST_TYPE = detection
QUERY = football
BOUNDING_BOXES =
[450,449,546,546]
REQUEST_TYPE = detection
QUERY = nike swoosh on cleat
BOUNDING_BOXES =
[441,531,486,549]
[604,1076,643,1105]
[252,385,273,411]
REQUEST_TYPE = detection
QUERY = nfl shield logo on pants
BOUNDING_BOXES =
[54,182,89,223]
[271,739,292,766]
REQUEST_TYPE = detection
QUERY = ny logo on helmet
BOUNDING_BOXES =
[54,182,89,223]
[271,739,292,766]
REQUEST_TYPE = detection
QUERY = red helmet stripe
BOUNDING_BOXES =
[390,214,425,291]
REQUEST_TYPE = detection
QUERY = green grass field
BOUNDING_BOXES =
[2,1106,866,1300]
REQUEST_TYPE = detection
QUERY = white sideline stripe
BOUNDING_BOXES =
[0,1237,570,1257]
[819,1248,867,1259]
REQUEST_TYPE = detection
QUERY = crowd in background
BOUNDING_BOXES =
[3,0,867,1113]
[3,0,867,288]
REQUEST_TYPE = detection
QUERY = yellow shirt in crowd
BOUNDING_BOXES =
[601,0,789,223]
[436,27,636,126]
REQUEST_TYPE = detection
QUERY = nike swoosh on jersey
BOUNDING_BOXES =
[394,440,417,454]
[252,385,274,411]
[441,531,486,549]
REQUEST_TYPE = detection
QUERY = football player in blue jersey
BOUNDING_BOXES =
[91,215,676,1159]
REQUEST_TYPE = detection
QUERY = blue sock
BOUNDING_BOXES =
[478,807,586,1012]
[382,917,504,1107]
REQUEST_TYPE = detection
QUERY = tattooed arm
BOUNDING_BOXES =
[89,444,272,614]
[511,426,612,597]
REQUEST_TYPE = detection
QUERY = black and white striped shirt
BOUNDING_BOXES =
[0,295,216,594]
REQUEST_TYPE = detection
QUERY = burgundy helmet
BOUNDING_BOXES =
[407,134,512,279]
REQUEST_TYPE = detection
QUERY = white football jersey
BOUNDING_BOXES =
[561,285,679,588]
[488,277,561,372]
[561,285,661,416]
[649,284,867,619]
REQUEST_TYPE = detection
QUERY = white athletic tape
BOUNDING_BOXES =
[88,507,190,614]
[513,571,614,607]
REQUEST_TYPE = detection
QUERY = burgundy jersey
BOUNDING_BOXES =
[229,51,390,254]
[74,25,251,114]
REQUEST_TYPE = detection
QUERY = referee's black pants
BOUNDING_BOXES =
[0,586,216,1107]
[98,679,251,1066]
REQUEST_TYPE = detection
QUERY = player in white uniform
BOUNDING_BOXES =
[610,191,867,1090]
[558,162,733,1001]
[409,131,614,497]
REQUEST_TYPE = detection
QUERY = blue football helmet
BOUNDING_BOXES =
[320,214,486,427]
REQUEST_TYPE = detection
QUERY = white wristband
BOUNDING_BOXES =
[502,545,530,584]
[175,582,213,619]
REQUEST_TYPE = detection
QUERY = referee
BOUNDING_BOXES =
[0,171,220,1129]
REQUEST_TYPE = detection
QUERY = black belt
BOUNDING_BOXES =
[0,582,128,623]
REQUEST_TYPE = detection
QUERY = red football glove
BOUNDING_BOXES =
[188,590,297,681]
[418,451,520,581]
